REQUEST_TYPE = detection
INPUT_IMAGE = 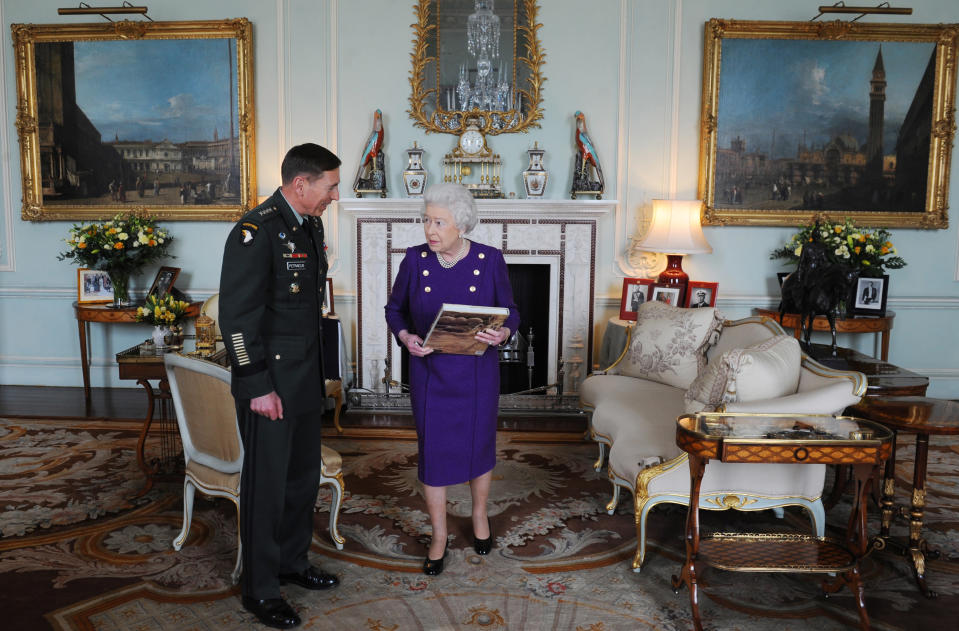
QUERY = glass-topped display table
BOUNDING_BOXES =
[671,412,893,631]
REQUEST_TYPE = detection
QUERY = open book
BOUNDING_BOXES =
[422,303,510,356]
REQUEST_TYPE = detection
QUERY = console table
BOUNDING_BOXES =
[74,301,202,404]
[755,308,894,361]
[847,396,959,598]
[672,412,892,631]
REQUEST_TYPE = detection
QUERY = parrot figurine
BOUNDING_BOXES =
[353,109,387,197]
[572,111,604,199]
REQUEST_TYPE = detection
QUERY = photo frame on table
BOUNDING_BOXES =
[323,277,335,316]
[147,266,181,299]
[685,281,718,308]
[651,286,682,307]
[11,19,256,221]
[76,268,113,304]
[849,275,889,317]
[698,19,957,229]
[619,278,654,321]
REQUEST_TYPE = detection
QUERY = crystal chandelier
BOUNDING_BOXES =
[456,0,513,113]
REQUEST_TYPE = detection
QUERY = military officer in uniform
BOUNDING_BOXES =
[219,143,340,629]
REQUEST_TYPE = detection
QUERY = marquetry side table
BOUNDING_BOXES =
[847,396,959,598]
[672,412,892,631]
[755,308,895,361]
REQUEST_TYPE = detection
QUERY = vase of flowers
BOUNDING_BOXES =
[770,217,906,278]
[136,293,190,349]
[58,213,173,307]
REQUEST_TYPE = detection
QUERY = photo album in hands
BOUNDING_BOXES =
[422,303,509,356]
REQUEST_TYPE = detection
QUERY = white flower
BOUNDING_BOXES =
[865,244,875,253]
[158,238,165,244]
[794,245,803,256]
[118,232,128,240]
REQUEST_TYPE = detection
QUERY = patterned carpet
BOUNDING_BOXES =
[2,417,958,630]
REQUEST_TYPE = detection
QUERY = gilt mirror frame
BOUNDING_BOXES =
[408,0,546,135]
[12,19,256,222]
[699,19,958,229]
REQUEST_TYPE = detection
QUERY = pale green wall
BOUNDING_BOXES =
[1,0,958,396]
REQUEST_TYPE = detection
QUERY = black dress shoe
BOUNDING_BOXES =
[278,566,339,590]
[241,596,301,629]
[474,517,493,555]
[423,539,449,576]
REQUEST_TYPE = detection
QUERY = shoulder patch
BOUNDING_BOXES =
[239,222,258,246]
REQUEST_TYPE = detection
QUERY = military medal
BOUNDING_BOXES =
[289,282,300,294]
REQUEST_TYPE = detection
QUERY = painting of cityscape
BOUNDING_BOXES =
[698,20,957,228]
[12,20,256,221]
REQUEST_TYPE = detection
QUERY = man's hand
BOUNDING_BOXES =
[250,391,284,420]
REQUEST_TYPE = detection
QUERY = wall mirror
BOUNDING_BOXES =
[409,0,545,135]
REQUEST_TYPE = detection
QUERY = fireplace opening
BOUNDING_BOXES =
[398,263,552,395]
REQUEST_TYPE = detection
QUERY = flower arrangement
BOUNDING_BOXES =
[135,293,190,326]
[58,213,173,305]
[770,217,906,277]
[58,213,172,273]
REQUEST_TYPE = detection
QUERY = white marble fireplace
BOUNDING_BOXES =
[338,198,613,408]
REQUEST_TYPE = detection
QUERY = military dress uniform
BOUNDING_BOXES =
[219,189,328,600]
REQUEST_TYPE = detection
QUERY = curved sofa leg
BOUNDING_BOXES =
[605,481,620,515]
[772,506,785,519]
[808,499,826,537]
[320,473,347,550]
[593,441,606,472]
[632,500,655,572]
[231,501,243,584]
[173,478,195,550]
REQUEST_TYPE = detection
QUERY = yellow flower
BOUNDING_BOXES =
[77,241,87,249]
[854,246,861,254]
[833,225,843,233]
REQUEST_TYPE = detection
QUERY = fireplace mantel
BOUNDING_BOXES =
[339,197,615,411]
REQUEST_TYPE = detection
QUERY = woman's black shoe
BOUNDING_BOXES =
[423,539,448,576]
[473,518,493,555]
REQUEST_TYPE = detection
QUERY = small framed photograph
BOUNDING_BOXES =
[850,275,889,316]
[685,281,718,308]
[147,266,181,299]
[77,268,114,304]
[651,286,682,307]
[323,277,335,316]
[619,278,654,321]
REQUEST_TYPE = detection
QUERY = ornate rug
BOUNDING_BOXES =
[1,418,957,630]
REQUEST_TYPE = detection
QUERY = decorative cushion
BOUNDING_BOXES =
[685,334,802,413]
[618,301,724,389]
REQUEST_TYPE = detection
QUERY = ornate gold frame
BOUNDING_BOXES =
[12,19,256,221]
[408,0,545,135]
[699,19,958,228]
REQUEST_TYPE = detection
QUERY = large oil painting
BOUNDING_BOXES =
[12,19,256,221]
[699,20,958,228]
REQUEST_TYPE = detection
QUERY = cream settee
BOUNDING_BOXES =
[580,301,867,571]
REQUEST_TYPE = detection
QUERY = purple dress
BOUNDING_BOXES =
[385,241,520,486]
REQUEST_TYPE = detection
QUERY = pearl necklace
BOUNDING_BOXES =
[436,238,469,269]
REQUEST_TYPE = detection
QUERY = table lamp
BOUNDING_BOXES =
[637,199,712,305]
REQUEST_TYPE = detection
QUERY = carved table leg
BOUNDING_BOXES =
[879,429,899,540]
[906,433,939,598]
[132,378,158,498]
[672,454,706,631]
[823,463,873,630]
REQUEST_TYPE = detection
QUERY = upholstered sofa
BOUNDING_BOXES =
[580,301,867,571]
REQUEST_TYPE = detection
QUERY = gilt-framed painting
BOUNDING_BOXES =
[698,19,958,228]
[11,19,256,221]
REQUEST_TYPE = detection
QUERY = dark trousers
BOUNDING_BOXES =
[236,403,324,599]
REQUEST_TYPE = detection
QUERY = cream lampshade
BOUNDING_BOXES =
[637,199,712,305]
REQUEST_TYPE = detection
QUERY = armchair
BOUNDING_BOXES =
[581,311,867,571]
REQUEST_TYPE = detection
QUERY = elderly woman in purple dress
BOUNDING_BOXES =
[385,183,520,576]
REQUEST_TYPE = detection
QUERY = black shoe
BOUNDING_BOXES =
[278,566,339,590]
[474,517,493,555]
[423,539,449,576]
[241,596,301,629]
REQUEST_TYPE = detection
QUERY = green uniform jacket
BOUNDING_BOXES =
[219,189,328,414]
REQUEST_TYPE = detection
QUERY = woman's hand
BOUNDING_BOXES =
[399,329,433,357]
[475,326,510,348]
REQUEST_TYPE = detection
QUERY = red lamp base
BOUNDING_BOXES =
[654,254,688,306]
